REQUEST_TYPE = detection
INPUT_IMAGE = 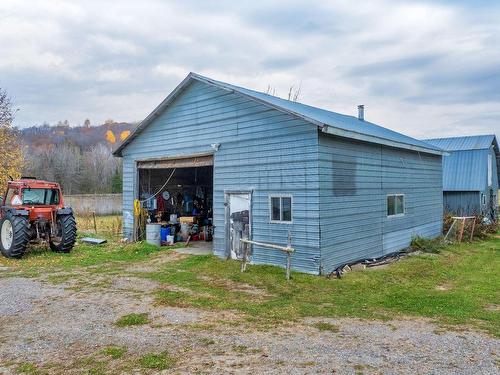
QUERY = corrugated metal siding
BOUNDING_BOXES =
[319,135,442,273]
[121,80,321,274]
[424,135,496,151]
[443,191,480,216]
[441,149,489,191]
[439,148,498,218]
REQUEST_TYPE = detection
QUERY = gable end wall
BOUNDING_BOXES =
[121,80,321,274]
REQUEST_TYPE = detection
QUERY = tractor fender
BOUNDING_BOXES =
[3,208,29,217]
[57,207,73,215]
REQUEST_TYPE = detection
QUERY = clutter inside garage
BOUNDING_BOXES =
[136,165,213,246]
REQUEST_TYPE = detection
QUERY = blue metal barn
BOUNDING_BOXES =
[114,73,444,275]
[424,135,499,220]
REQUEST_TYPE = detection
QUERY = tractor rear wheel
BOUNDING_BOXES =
[0,212,30,258]
[50,213,77,253]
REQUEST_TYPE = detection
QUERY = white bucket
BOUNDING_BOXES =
[180,223,190,240]
[146,223,161,246]
[166,235,174,245]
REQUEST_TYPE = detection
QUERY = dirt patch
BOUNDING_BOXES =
[435,283,453,291]
[484,304,500,312]
[199,275,273,298]
[125,250,187,272]
[110,276,160,292]
[0,275,499,374]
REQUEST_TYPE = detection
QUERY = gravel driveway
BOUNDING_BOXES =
[0,274,498,374]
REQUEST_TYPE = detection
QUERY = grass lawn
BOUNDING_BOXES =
[0,222,498,337]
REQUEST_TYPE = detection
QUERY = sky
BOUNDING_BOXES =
[1,0,499,139]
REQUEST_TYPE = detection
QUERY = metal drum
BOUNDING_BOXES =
[146,223,161,246]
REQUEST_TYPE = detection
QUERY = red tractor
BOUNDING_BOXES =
[0,178,76,258]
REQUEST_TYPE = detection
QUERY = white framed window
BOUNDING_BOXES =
[387,194,405,217]
[270,195,292,223]
[481,193,486,205]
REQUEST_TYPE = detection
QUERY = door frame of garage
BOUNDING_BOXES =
[133,152,215,241]
[136,152,214,170]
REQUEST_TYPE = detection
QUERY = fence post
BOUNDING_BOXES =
[239,233,294,281]
[92,211,97,234]
[286,231,292,281]
[241,224,249,273]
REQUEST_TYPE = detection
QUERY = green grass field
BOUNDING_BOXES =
[0,218,498,336]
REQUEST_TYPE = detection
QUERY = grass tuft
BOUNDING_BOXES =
[138,352,175,370]
[410,236,446,253]
[115,313,149,327]
[16,362,38,374]
[311,322,340,332]
[101,346,127,359]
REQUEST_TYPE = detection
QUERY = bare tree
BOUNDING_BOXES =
[266,83,302,102]
[0,89,22,192]
[0,89,14,126]
[287,83,301,102]
[80,143,120,193]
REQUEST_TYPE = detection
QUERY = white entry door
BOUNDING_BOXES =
[226,192,251,260]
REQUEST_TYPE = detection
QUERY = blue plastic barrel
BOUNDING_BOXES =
[160,226,170,242]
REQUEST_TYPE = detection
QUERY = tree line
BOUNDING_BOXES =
[22,143,123,195]
[0,87,136,195]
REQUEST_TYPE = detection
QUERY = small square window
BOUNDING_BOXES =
[387,194,405,217]
[269,195,292,223]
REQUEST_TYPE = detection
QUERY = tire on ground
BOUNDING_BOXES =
[50,213,77,253]
[0,212,30,258]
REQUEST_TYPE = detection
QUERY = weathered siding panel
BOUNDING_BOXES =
[443,191,480,216]
[121,80,320,274]
[380,146,443,254]
[319,134,442,274]
[318,136,383,273]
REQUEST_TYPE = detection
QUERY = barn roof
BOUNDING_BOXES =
[114,72,444,156]
[423,134,498,152]
[424,135,499,191]
[441,149,490,191]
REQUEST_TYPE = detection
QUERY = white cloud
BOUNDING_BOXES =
[0,0,498,137]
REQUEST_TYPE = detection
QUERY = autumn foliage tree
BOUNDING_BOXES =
[0,89,23,194]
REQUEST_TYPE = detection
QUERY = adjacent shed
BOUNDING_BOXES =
[114,72,444,274]
[424,135,499,220]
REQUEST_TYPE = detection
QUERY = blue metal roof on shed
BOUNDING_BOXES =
[423,134,498,152]
[424,135,499,191]
[441,149,489,191]
[194,74,443,154]
[114,72,444,156]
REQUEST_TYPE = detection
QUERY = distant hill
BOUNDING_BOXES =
[18,121,138,194]
[19,121,138,150]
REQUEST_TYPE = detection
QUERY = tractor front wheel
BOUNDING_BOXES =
[0,212,30,258]
[50,213,77,253]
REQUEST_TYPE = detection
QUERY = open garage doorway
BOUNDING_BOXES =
[136,154,214,252]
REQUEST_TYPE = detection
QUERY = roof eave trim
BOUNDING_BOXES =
[192,74,444,156]
[321,125,445,156]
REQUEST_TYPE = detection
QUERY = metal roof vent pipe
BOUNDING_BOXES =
[358,105,364,121]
